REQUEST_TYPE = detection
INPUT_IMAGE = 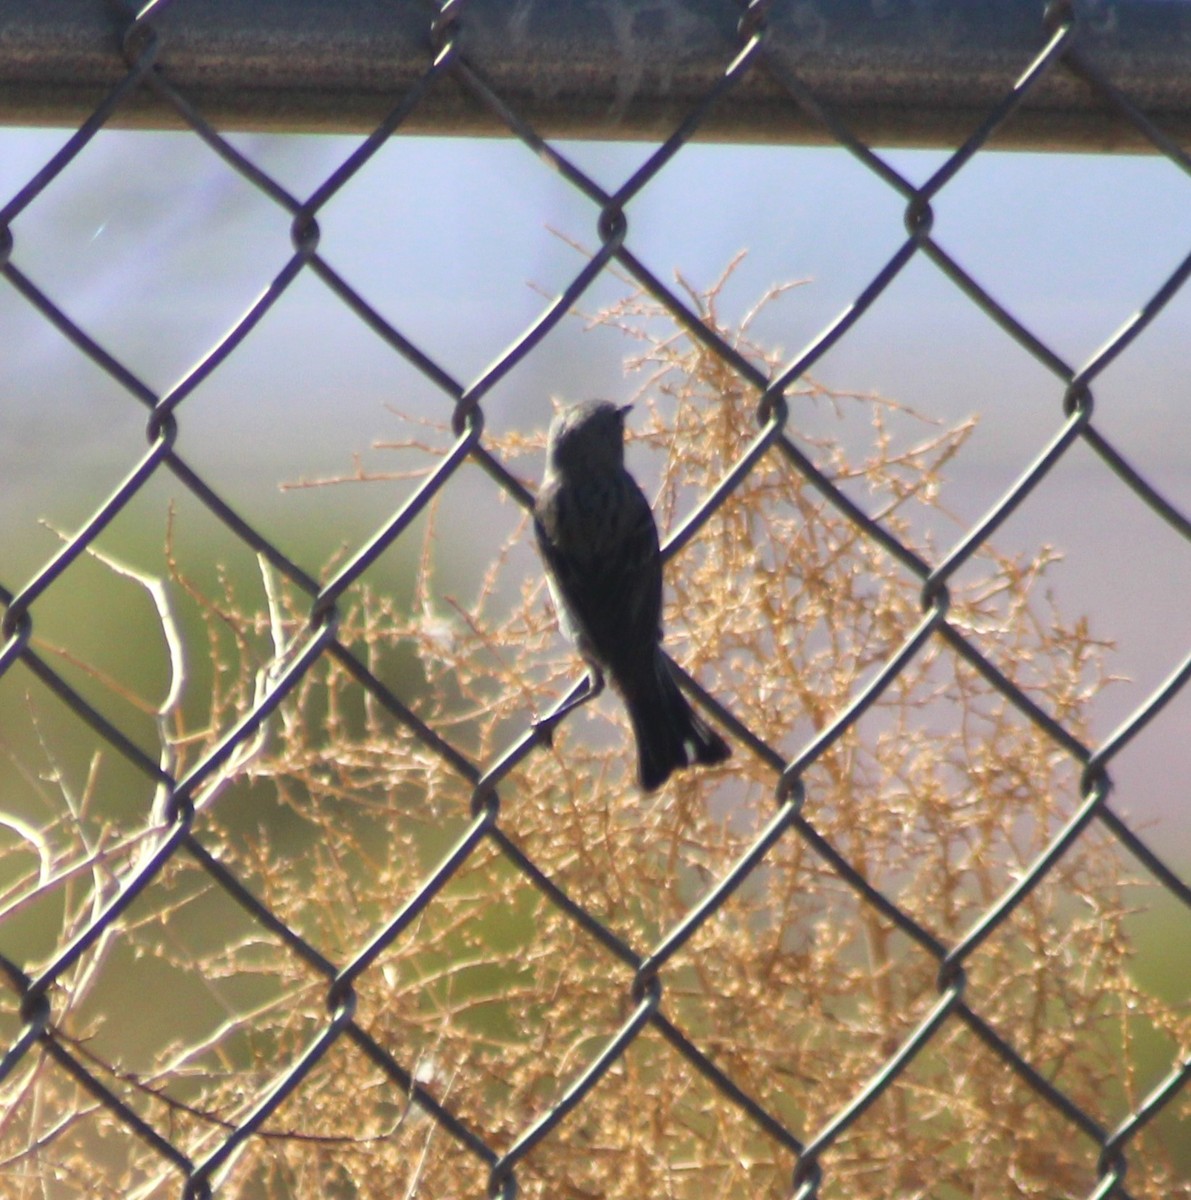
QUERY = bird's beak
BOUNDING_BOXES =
[619,404,633,417]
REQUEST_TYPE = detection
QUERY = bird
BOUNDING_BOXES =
[533,400,731,791]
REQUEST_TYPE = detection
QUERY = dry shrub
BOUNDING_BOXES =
[1,272,1186,1200]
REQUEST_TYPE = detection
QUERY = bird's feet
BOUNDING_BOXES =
[531,668,605,746]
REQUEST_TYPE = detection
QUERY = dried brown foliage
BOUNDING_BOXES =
[1,274,1186,1199]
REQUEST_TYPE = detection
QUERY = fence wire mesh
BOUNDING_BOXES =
[1,1,1189,1198]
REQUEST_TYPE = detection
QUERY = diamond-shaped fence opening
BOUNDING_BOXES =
[1,2,1189,1198]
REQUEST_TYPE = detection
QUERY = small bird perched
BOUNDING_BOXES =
[534,400,731,791]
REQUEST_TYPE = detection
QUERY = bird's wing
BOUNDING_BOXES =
[534,474,663,674]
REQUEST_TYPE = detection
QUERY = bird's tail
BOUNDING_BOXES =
[618,653,731,792]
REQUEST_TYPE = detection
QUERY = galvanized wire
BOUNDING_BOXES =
[0,2,1188,1198]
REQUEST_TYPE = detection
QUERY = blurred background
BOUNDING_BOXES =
[3,127,1190,853]
[0,120,1188,1186]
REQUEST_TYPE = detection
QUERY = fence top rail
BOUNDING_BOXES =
[2,0,1190,149]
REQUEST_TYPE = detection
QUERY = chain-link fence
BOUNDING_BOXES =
[1,1,1189,1197]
